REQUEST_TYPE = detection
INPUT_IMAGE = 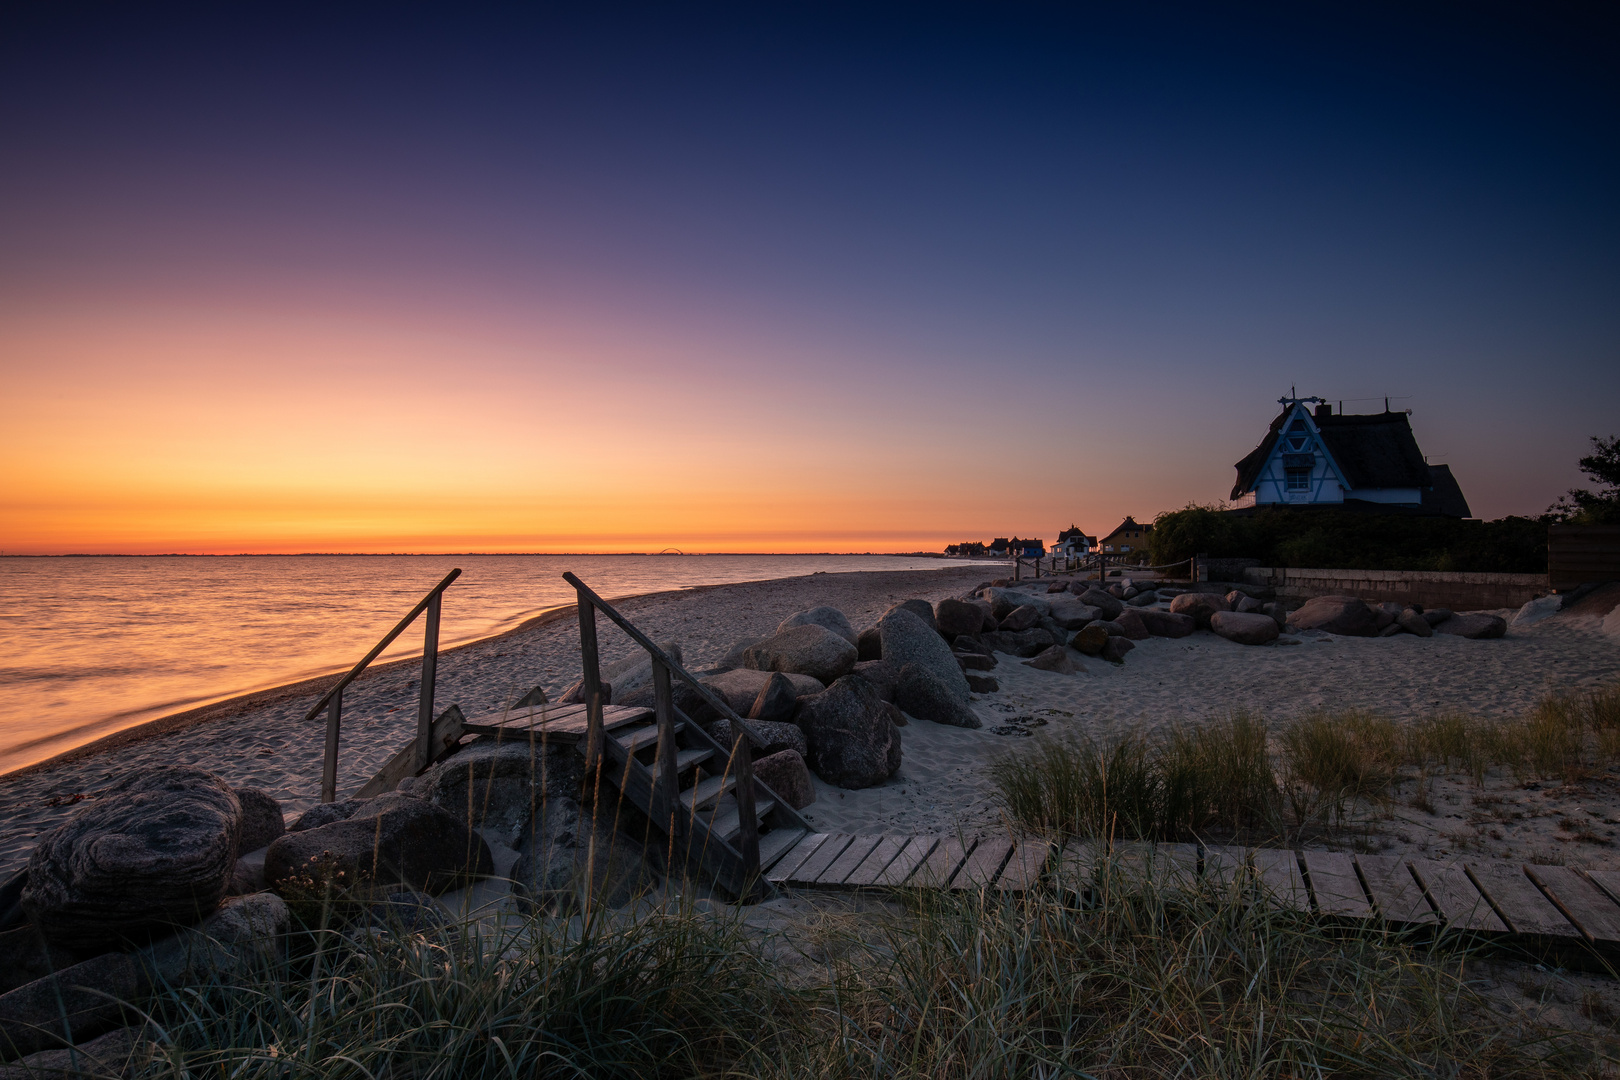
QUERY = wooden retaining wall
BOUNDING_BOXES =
[1241,567,1549,610]
[1549,524,1620,591]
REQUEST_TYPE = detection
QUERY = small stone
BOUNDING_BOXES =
[966,674,1000,693]
[1023,646,1083,674]
[1100,636,1135,663]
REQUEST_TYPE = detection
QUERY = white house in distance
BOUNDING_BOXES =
[1228,396,1470,516]
[1054,526,1094,557]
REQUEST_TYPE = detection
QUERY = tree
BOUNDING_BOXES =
[1547,435,1620,524]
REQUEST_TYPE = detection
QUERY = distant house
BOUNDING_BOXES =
[1099,517,1151,557]
[1055,526,1095,557]
[1229,397,1471,517]
[1009,536,1045,557]
[988,538,1011,557]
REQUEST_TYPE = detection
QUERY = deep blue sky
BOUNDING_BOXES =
[3,2,1616,550]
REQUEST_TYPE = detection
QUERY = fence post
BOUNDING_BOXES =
[321,686,343,804]
[415,592,442,772]
[651,658,680,836]
[577,594,605,805]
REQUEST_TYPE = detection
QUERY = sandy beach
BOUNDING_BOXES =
[3,568,1618,877]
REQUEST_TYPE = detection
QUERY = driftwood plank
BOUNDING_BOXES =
[1298,850,1372,919]
[909,837,971,888]
[1252,849,1309,912]
[1356,855,1435,925]
[995,839,1051,892]
[787,834,855,885]
[873,836,939,886]
[1201,844,1249,889]
[1465,862,1580,939]
[843,836,910,888]
[766,833,831,884]
[817,836,885,886]
[1526,865,1620,944]
[1408,859,1506,932]
[950,837,1014,889]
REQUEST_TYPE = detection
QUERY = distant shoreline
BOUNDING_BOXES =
[3,551,979,558]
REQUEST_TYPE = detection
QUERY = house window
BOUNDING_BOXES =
[1285,467,1311,491]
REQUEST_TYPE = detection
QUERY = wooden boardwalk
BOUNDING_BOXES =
[763,832,1620,953]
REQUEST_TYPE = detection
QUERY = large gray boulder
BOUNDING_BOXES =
[998,604,1040,631]
[702,668,823,714]
[879,608,977,727]
[1209,611,1280,646]
[1070,625,1109,655]
[0,1023,149,1076]
[21,767,242,951]
[777,606,858,647]
[981,628,1060,657]
[510,797,657,915]
[888,600,939,635]
[795,675,902,788]
[0,950,144,1062]
[420,735,581,844]
[1398,608,1433,637]
[1077,588,1124,620]
[753,750,816,810]
[744,624,858,684]
[1435,613,1508,639]
[139,891,289,986]
[1287,596,1378,636]
[851,659,900,701]
[856,624,883,661]
[1113,608,1151,640]
[969,599,998,632]
[233,788,285,854]
[1047,600,1100,630]
[983,588,1051,619]
[748,671,798,721]
[265,793,493,900]
[1168,592,1231,628]
[707,718,807,759]
[1140,610,1196,638]
[600,642,684,700]
[933,598,985,637]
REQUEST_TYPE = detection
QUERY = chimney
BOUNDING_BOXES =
[1315,402,1332,418]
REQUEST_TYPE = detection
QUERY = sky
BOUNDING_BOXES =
[2,2,1616,554]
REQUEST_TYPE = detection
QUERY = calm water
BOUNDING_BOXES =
[0,554,982,774]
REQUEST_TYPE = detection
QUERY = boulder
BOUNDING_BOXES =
[856,624,883,661]
[0,951,145,1062]
[1424,607,1454,626]
[965,674,999,693]
[707,718,807,759]
[1071,625,1109,656]
[601,643,684,700]
[1140,609,1196,638]
[703,668,823,714]
[0,924,77,997]
[233,789,285,854]
[1093,620,1125,636]
[225,855,265,897]
[1398,608,1433,637]
[1127,590,1160,607]
[888,599,939,635]
[140,891,289,985]
[1113,608,1151,640]
[510,798,657,915]
[1168,592,1230,628]
[1209,611,1280,646]
[290,800,363,832]
[1511,594,1563,627]
[954,651,995,670]
[1046,581,1070,593]
[421,735,581,844]
[21,767,242,951]
[0,1023,149,1077]
[777,606,858,647]
[795,676,902,788]
[972,600,999,632]
[748,671,799,722]
[614,677,714,722]
[1077,588,1124,620]
[1435,613,1508,640]
[1047,600,1100,630]
[1287,596,1378,636]
[559,677,612,706]
[1378,623,1404,637]
[879,608,972,702]
[1101,636,1135,663]
[744,624,859,684]
[265,793,493,900]
[753,750,816,810]
[851,659,900,701]
[1373,603,1400,631]
[953,635,992,656]
[998,604,1040,632]
[883,701,908,727]
[1122,587,1139,599]
[1022,646,1083,674]
[933,598,985,638]
[716,636,762,672]
[895,663,982,729]
[1234,595,1265,615]
[981,628,1060,657]
[983,588,1051,619]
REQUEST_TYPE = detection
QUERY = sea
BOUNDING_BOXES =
[0,553,987,776]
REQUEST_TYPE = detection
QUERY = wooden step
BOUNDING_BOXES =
[461,703,653,741]
[680,772,736,811]
[615,721,685,754]
[674,747,714,772]
[758,828,810,872]
[706,797,778,844]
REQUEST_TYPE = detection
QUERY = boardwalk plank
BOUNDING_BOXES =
[758,829,808,873]
[1051,839,1103,892]
[1583,869,1620,910]
[1156,843,1201,889]
[1408,859,1506,932]
[909,837,972,888]
[1201,845,1249,889]
[765,833,829,884]
[873,836,939,886]
[842,836,910,888]
[1298,850,1372,918]
[951,837,1015,889]
[818,836,886,887]
[1356,855,1435,925]
[995,839,1051,892]
[1526,865,1620,944]
[786,834,854,886]
[1465,862,1580,939]
[1253,849,1309,912]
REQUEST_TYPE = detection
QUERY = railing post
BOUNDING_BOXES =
[321,686,343,804]
[651,658,680,836]
[415,592,442,772]
[577,592,605,806]
[732,722,760,884]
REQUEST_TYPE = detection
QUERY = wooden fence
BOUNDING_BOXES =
[1549,524,1620,591]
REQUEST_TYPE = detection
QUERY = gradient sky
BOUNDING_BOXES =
[3,3,1616,554]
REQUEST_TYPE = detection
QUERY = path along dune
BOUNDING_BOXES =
[3,568,1617,876]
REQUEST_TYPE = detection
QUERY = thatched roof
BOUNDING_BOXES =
[1232,408,1430,498]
